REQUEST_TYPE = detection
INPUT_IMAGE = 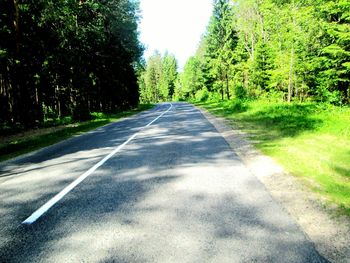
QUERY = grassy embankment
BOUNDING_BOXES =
[197,99,350,216]
[0,104,154,162]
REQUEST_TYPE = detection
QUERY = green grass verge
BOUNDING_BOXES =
[196,99,350,216]
[0,104,154,162]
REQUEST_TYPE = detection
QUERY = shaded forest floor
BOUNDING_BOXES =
[0,104,154,162]
[196,99,350,216]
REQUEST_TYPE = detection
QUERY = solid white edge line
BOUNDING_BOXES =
[22,103,173,225]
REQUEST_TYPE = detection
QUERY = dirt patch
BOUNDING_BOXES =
[198,106,350,263]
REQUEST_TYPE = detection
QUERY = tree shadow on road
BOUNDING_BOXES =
[0,103,329,262]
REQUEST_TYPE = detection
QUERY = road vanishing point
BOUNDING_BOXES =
[0,103,328,262]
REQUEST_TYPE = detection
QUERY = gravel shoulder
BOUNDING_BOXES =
[197,106,350,263]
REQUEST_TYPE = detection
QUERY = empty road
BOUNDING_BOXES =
[0,103,327,262]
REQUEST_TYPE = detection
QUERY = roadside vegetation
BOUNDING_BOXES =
[0,104,153,162]
[197,99,350,215]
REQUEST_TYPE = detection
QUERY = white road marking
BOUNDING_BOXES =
[22,103,173,225]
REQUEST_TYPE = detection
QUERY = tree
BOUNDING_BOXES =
[205,0,238,100]
[141,51,162,102]
[139,51,178,103]
[316,0,350,103]
[0,0,143,127]
[181,56,204,98]
[160,53,178,100]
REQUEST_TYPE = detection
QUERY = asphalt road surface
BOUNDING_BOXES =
[0,102,328,262]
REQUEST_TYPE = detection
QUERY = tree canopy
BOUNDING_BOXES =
[0,0,143,128]
[139,52,178,103]
[178,0,350,105]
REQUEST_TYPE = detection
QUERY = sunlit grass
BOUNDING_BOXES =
[197,99,350,215]
[0,104,154,162]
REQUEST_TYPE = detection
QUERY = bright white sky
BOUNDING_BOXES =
[139,0,213,69]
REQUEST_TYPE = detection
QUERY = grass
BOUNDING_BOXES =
[0,104,154,162]
[196,99,350,216]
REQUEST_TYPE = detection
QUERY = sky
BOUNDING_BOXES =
[138,0,213,69]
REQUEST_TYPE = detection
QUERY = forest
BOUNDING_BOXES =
[139,0,350,105]
[1,0,349,135]
[0,0,143,130]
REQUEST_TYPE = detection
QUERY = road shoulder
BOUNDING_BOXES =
[196,105,350,263]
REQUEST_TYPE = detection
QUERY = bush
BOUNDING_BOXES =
[90,112,107,120]
[234,84,247,99]
[226,99,248,113]
[195,88,210,102]
[42,116,73,127]
[60,116,73,125]
[208,92,221,102]
[315,87,344,105]
[42,104,58,120]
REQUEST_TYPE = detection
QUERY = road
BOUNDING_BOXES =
[0,102,327,262]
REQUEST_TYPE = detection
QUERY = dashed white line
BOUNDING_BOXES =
[22,103,173,225]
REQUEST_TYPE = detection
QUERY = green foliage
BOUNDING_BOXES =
[161,53,178,99]
[205,0,238,100]
[0,0,143,128]
[208,92,222,102]
[181,0,349,105]
[90,112,108,120]
[251,42,275,91]
[316,1,350,104]
[181,56,205,98]
[139,52,178,103]
[234,84,248,100]
[315,86,345,105]
[195,88,210,102]
[224,99,248,113]
[142,52,162,103]
[43,104,59,121]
